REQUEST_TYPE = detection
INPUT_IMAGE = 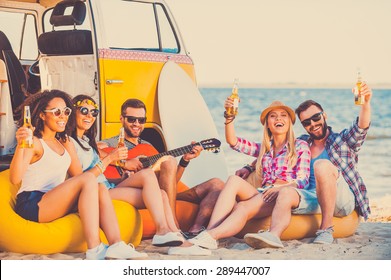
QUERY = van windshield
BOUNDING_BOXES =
[98,0,179,53]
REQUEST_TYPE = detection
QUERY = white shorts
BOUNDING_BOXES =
[292,175,356,216]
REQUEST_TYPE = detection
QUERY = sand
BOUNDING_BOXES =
[1,196,390,260]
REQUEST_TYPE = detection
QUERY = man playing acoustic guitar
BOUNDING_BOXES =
[100,99,222,231]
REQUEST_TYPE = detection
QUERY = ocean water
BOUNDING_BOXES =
[200,87,391,199]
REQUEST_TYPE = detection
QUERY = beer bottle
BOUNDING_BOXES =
[117,127,126,166]
[227,78,239,116]
[20,106,34,148]
[354,70,364,105]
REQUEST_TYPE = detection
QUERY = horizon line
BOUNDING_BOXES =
[198,82,391,89]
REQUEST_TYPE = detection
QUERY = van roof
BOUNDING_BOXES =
[3,0,168,9]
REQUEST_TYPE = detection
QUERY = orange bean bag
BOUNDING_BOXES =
[139,179,360,240]
[139,181,199,239]
[236,210,360,240]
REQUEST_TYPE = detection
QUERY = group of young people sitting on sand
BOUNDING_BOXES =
[9,82,372,259]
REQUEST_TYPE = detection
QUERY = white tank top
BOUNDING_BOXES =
[18,138,71,194]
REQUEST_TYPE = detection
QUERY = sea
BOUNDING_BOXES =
[199,87,391,200]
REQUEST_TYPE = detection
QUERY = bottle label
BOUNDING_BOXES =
[354,87,365,105]
[354,87,360,103]
[233,98,239,108]
[26,129,33,145]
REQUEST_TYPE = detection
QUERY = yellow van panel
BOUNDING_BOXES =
[98,54,195,139]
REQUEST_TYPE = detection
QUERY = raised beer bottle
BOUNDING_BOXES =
[354,70,364,105]
[227,78,239,116]
[117,127,126,166]
[20,106,34,148]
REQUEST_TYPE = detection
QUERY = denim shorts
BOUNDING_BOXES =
[292,176,355,216]
[14,191,45,222]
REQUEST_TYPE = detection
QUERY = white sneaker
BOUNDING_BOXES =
[152,232,184,247]
[168,245,212,256]
[105,241,148,260]
[189,230,218,250]
[244,231,284,249]
[85,243,108,260]
[313,227,334,244]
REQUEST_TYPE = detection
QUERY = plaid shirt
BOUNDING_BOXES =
[298,118,370,219]
[231,138,311,189]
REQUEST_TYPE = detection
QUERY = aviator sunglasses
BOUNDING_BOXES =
[300,112,323,127]
[123,116,147,124]
[78,106,99,117]
[44,107,72,117]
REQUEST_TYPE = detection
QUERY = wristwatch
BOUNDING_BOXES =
[243,164,255,173]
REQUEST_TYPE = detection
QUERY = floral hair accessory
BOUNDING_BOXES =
[74,99,98,109]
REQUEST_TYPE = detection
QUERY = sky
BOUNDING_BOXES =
[165,0,391,87]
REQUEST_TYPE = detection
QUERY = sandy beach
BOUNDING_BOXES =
[1,196,390,261]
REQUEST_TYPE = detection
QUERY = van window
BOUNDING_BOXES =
[155,4,179,53]
[0,11,38,60]
[99,0,179,53]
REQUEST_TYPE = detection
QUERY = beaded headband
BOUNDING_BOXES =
[74,99,98,109]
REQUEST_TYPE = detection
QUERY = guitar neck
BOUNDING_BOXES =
[142,143,196,167]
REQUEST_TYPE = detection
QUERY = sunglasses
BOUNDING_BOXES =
[78,106,99,117]
[300,112,323,127]
[123,116,147,124]
[44,107,72,117]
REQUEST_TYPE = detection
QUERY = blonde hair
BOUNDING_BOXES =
[255,115,297,178]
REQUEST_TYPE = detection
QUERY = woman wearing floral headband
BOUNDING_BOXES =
[9,90,147,260]
[69,94,190,251]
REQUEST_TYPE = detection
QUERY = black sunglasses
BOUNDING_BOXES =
[123,116,147,124]
[301,112,323,127]
[78,106,99,117]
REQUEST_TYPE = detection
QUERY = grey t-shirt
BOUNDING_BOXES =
[101,135,151,150]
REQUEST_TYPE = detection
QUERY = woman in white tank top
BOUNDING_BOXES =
[9,90,147,260]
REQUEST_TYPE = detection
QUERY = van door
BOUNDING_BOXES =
[0,6,41,160]
[92,0,195,151]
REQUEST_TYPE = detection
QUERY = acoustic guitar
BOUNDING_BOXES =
[103,138,221,179]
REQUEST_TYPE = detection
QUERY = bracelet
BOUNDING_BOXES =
[96,160,106,173]
[243,164,255,173]
[179,157,190,168]
[223,111,236,119]
[95,164,103,174]
[224,111,235,125]
[224,118,235,125]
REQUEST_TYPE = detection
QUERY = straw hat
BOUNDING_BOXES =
[260,101,296,125]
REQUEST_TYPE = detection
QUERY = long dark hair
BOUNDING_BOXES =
[71,94,99,153]
[16,89,74,142]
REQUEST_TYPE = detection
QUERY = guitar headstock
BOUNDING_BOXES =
[199,138,221,154]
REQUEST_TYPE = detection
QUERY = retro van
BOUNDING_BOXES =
[0,0,227,186]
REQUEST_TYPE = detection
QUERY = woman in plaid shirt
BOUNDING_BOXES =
[185,100,311,251]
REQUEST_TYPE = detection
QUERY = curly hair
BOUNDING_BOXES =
[71,94,99,153]
[16,89,75,142]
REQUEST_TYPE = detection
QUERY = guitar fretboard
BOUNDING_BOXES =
[139,143,198,168]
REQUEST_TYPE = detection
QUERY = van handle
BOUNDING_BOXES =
[106,79,124,85]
